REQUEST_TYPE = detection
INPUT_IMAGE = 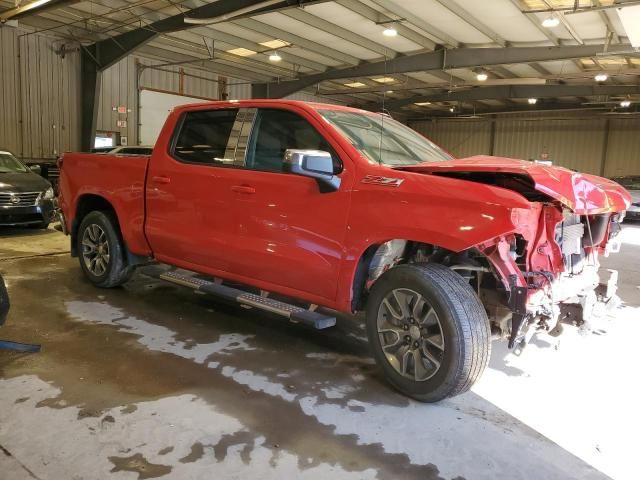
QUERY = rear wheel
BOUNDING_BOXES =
[77,211,132,288]
[366,263,490,402]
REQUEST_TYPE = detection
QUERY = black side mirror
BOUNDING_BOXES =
[29,164,41,175]
[283,149,341,193]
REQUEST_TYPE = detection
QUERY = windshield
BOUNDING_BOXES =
[319,110,453,166]
[0,152,28,173]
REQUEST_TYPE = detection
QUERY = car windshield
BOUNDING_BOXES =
[0,152,28,173]
[318,109,453,166]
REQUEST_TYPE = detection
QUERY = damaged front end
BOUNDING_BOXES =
[478,205,624,354]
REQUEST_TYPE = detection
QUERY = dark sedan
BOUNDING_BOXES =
[0,150,56,228]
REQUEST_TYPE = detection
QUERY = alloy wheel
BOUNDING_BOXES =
[377,288,445,381]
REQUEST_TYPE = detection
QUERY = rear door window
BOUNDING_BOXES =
[172,109,240,166]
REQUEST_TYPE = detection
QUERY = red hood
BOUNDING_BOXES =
[398,156,631,214]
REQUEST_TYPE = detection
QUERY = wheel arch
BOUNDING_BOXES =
[349,237,498,313]
[71,194,119,257]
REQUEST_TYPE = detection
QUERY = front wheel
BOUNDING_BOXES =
[365,263,490,402]
[77,211,133,288]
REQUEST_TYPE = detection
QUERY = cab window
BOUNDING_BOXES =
[172,109,239,166]
[246,109,342,173]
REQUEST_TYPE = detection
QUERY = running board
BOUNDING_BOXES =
[159,270,336,330]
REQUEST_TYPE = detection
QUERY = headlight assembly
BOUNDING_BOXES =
[43,187,54,200]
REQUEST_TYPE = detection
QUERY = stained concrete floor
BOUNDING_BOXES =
[0,224,639,480]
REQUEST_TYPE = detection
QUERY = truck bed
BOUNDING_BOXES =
[58,152,152,256]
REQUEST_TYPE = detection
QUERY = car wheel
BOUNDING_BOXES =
[77,211,133,288]
[366,263,490,402]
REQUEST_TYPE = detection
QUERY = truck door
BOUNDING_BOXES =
[225,107,353,302]
[145,107,255,272]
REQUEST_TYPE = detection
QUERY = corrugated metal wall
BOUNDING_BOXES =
[606,118,640,177]
[411,119,492,158]
[410,112,640,176]
[0,26,80,161]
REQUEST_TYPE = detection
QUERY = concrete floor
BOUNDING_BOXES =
[1,224,639,480]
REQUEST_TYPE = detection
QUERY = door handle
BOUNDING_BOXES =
[231,185,256,194]
[151,176,171,185]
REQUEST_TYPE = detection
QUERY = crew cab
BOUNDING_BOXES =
[58,100,631,402]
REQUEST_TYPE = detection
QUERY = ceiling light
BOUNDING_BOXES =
[595,73,608,82]
[528,98,538,105]
[372,77,396,83]
[542,16,560,28]
[476,72,488,82]
[414,102,432,106]
[383,26,398,37]
[259,39,290,49]
[620,100,631,108]
[226,48,257,57]
[385,90,394,94]
[269,52,282,62]
[449,107,455,113]
[344,82,366,88]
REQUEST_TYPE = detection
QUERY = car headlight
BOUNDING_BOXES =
[43,187,54,200]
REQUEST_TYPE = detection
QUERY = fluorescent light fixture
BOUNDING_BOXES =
[595,73,608,82]
[528,98,538,105]
[259,39,290,49]
[414,102,432,106]
[618,5,640,48]
[620,100,631,107]
[542,16,560,28]
[449,107,455,112]
[344,82,366,88]
[385,90,394,94]
[269,52,282,62]
[476,72,488,81]
[372,77,396,83]
[383,27,398,37]
[226,48,257,57]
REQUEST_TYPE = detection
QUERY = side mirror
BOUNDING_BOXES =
[283,149,341,193]
[29,164,41,175]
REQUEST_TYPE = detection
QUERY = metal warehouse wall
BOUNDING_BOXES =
[410,112,640,177]
[2,25,347,155]
[0,26,80,162]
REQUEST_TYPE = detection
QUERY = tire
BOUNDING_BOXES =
[77,211,133,288]
[365,263,490,402]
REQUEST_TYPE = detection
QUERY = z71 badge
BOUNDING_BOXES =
[361,175,404,187]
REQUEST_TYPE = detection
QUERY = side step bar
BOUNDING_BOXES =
[159,270,336,330]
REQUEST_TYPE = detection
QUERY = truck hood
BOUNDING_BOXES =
[397,155,631,214]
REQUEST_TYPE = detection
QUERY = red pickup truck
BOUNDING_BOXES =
[58,100,631,402]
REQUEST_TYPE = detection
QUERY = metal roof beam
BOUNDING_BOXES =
[87,0,325,71]
[253,44,630,98]
[380,84,640,110]
[368,0,460,48]
[281,7,396,58]
[334,0,437,50]
[434,0,507,46]
[0,0,78,21]
[232,17,361,66]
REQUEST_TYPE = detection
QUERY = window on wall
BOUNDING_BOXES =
[246,109,342,173]
[172,109,239,165]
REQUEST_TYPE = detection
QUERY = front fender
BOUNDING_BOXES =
[335,170,536,311]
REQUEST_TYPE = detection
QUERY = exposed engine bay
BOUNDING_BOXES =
[363,202,624,355]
